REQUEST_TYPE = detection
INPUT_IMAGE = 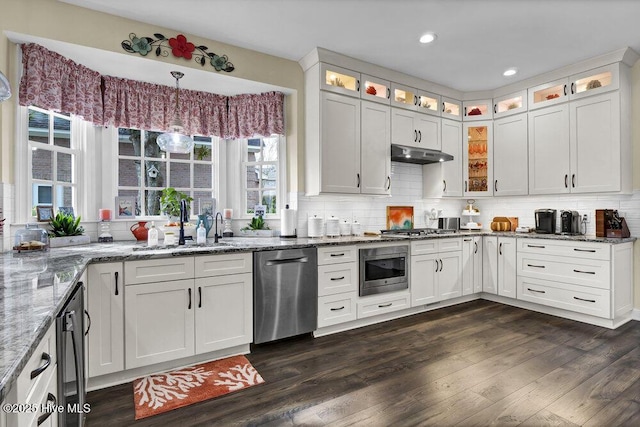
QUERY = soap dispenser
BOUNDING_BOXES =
[147,221,158,247]
[197,220,206,244]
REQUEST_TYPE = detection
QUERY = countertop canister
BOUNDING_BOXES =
[325,216,340,237]
[308,215,323,238]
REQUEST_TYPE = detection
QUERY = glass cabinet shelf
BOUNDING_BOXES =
[325,70,358,92]
[463,100,492,120]
[532,83,566,104]
[442,98,462,121]
[417,93,439,115]
[573,71,612,95]
[320,64,360,97]
[362,75,390,104]
[393,87,416,108]
[496,96,522,113]
[467,125,489,192]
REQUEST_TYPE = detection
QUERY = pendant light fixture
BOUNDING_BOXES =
[157,71,194,153]
[0,71,11,102]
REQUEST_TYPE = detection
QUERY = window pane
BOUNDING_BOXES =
[56,185,73,207]
[53,116,71,148]
[119,128,140,156]
[194,139,212,162]
[262,137,279,161]
[194,164,212,188]
[28,109,49,145]
[170,162,191,188]
[262,190,277,214]
[246,191,260,214]
[144,189,162,216]
[32,184,52,205]
[262,165,277,188]
[246,166,259,188]
[170,151,191,161]
[144,132,163,158]
[118,159,140,187]
[144,160,166,188]
[57,152,73,183]
[32,149,53,180]
[118,190,141,216]
[247,138,261,161]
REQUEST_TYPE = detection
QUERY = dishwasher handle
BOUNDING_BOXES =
[265,256,309,266]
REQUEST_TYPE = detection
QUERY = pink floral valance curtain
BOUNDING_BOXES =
[227,92,284,138]
[19,43,103,123]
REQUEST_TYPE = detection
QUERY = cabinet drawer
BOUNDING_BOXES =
[318,293,357,327]
[318,263,358,296]
[125,257,194,284]
[317,245,357,265]
[518,239,610,260]
[195,252,252,278]
[517,276,611,319]
[357,292,410,319]
[411,238,462,255]
[9,365,58,427]
[439,237,463,252]
[14,323,56,404]
[518,253,610,290]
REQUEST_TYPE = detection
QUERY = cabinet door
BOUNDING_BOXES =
[417,90,440,116]
[498,238,517,298]
[462,238,474,295]
[125,280,195,369]
[473,236,483,293]
[414,113,441,151]
[463,121,493,196]
[440,119,462,197]
[195,273,252,354]
[361,74,390,104]
[411,254,438,306]
[482,236,498,294]
[320,63,360,97]
[391,108,418,148]
[439,251,463,300]
[528,78,569,110]
[391,83,418,110]
[494,91,527,118]
[87,262,124,378]
[528,104,570,194]
[493,113,528,196]
[442,97,462,121]
[321,92,361,193]
[569,64,619,100]
[463,99,493,121]
[570,92,620,193]
[361,101,391,194]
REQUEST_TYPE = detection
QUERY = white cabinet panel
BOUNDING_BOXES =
[439,251,463,300]
[411,254,438,306]
[318,292,357,327]
[361,101,391,194]
[317,246,358,265]
[482,236,498,294]
[493,113,528,196]
[414,113,441,151]
[125,257,194,284]
[497,238,517,298]
[318,263,358,296]
[358,292,411,318]
[194,253,252,277]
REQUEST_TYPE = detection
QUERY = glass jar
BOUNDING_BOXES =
[14,224,49,252]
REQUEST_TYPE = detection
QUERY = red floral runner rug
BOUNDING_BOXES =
[133,355,265,420]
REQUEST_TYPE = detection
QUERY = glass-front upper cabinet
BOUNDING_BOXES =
[528,78,569,110]
[569,63,619,100]
[493,90,527,118]
[320,63,360,97]
[442,97,462,121]
[463,99,493,121]
[361,74,391,104]
[390,83,418,110]
[463,121,493,196]
[417,91,440,116]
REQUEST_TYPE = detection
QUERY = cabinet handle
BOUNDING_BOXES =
[464,181,468,192]
[527,264,546,268]
[528,287,546,294]
[528,244,546,248]
[573,248,596,253]
[474,241,478,254]
[564,84,567,96]
[414,95,418,106]
[418,130,422,142]
[330,276,345,281]
[357,173,360,188]
[439,259,443,272]
[435,260,439,273]
[464,238,472,242]
[571,82,575,94]
[573,269,596,275]
[356,79,360,92]
[330,253,345,257]
[442,102,445,112]
[572,174,576,188]
[330,306,345,311]
[494,180,498,192]
[114,271,119,296]
[494,104,497,114]
[386,176,391,191]
[573,296,596,303]
[36,393,57,426]
[198,286,202,308]
[564,174,568,188]
[499,243,503,255]
[188,288,192,310]
[464,106,467,116]
[84,309,91,337]
[387,88,390,99]
[378,303,393,308]
[414,129,418,142]
[443,180,447,192]
[30,352,51,379]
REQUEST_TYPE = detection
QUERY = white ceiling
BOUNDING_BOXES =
[59,0,640,93]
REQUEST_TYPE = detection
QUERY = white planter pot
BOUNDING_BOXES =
[239,229,274,237]
[49,235,91,248]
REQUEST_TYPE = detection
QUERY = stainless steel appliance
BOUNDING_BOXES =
[254,248,318,344]
[535,209,557,234]
[438,217,460,231]
[391,144,454,164]
[561,210,581,234]
[57,281,87,427]
[359,245,409,296]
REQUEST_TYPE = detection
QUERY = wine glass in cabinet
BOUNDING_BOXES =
[463,121,493,196]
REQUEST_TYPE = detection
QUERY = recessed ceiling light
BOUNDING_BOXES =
[419,33,437,44]
[503,68,518,77]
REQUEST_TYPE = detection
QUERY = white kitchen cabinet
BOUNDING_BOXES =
[463,99,493,121]
[528,104,571,194]
[361,74,390,104]
[423,118,463,197]
[442,97,462,121]
[317,246,358,328]
[417,90,440,117]
[411,254,438,305]
[482,236,498,294]
[463,121,493,196]
[482,236,516,297]
[390,82,418,110]
[569,63,619,100]
[320,63,360,97]
[411,238,462,306]
[462,236,483,295]
[361,100,391,194]
[391,108,441,150]
[357,292,411,319]
[493,113,528,196]
[493,90,527,118]
[194,273,252,354]
[87,262,124,378]
[528,78,569,110]
[439,251,463,300]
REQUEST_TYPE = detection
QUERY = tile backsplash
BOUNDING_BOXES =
[297,162,640,237]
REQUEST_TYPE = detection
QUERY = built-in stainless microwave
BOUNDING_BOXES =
[359,245,409,296]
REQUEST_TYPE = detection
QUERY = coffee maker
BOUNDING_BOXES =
[560,210,581,235]
[535,209,556,234]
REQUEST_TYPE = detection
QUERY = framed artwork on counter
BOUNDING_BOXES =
[115,196,135,219]
[58,206,75,218]
[36,205,54,222]
[199,197,216,216]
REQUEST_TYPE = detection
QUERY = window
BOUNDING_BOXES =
[242,135,281,215]
[27,106,77,216]
[117,128,215,216]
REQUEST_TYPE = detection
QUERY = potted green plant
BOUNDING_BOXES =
[48,212,90,247]
[240,215,273,237]
[159,187,193,220]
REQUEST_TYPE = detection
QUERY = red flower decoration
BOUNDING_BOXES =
[168,34,195,60]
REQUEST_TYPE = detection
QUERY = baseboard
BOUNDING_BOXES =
[633,308,640,321]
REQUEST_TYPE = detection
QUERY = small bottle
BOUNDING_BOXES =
[196,220,206,244]
[147,221,158,247]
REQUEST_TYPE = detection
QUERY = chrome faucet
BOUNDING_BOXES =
[214,212,223,243]
[178,199,189,245]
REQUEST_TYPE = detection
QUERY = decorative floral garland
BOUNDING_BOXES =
[122,33,235,72]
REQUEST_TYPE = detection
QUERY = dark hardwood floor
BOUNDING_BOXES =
[85,300,640,426]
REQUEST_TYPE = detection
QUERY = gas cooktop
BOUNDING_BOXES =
[380,228,458,236]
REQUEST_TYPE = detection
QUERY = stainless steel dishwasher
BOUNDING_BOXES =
[254,247,318,344]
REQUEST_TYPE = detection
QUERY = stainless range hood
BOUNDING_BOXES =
[391,144,454,165]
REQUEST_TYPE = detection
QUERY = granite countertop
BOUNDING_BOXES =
[0,231,635,401]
